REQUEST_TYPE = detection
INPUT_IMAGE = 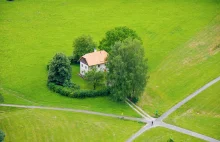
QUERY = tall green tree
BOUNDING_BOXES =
[107,38,148,101]
[85,68,105,90]
[48,53,72,86]
[99,26,141,52]
[0,130,5,142]
[73,35,96,60]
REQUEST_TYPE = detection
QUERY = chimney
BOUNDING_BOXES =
[94,48,97,52]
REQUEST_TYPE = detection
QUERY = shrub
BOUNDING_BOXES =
[128,96,139,104]
[0,93,4,103]
[0,130,5,142]
[68,55,78,65]
[167,138,174,142]
[47,83,109,98]
[48,53,72,86]
[69,89,110,98]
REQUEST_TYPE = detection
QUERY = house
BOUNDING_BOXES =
[79,49,108,76]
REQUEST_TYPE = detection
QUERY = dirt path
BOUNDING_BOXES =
[126,76,220,142]
[1,77,219,141]
[158,76,220,121]
[0,104,147,123]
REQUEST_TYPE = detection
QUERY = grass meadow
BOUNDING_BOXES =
[0,0,219,115]
[0,107,143,142]
[165,81,220,140]
[0,0,220,141]
[138,14,220,116]
[134,127,204,142]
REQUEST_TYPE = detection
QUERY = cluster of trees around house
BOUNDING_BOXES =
[47,26,148,102]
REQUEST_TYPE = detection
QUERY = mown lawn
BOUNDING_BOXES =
[0,0,219,116]
[134,127,204,142]
[0,107,143,142]
[165,81,220,140]
[138,14,220,116]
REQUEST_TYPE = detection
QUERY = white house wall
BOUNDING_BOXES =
[80,62,89,76]
[96,63,106,72]
[80,62,107,76]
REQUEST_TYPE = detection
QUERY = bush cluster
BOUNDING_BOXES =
[71,89,110,98]
[0,129,5,142]
[68,55,78,65]
[48,83,109,98]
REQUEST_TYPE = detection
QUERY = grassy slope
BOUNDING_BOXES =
[134,127,204,142]
[138,14,220,116]
[0,0,219,115]
[0,107,143,142]
[165,81,220,140]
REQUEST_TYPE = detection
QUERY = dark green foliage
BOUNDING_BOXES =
[48,83,109,98]
[0,130,5,142]
[73,35,96,61]
[7,0,14,1]
[68,55,78,65]
[107,38,148,101]
[0,93,4,103]
[99,26,141,52]
[70,89,110,98]
[48,53,72,86]
[155,110,159,118]
[167,138,174,142]
[128,96,139,104]
[84,68,105,90]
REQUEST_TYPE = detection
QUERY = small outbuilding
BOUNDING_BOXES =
[79,49,108,76]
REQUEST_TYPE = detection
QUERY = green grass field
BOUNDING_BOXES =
[0,0,219,115]
[134,127,204,142]
[0,0,220,140]
[165,81,220,140]
[138,14,220,116]
[0,107,143,142]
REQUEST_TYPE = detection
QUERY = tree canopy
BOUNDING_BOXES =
[0,130,5,142]
[84,68,105,90]
[48,53,72,86]
[107,38,148,101]
[99,26,141,52]
[73,35,96,60]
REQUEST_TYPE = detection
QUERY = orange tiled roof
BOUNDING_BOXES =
[80,50,108,66]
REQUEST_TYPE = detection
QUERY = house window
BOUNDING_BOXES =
[81,64,83,67]
[98,65,100,68]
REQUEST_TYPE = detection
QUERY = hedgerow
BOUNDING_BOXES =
[48,83,110,98]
